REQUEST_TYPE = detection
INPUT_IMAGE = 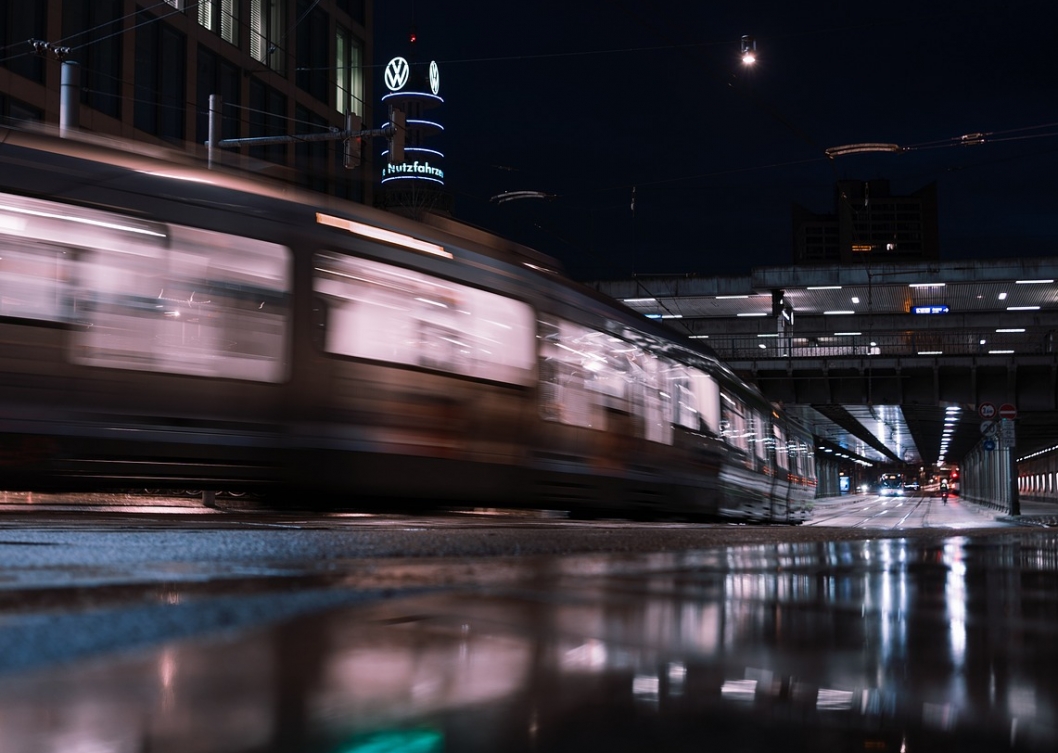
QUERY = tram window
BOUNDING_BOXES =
[748,410,768,461]
[720,392,749,453]
[0,242,71,322]
[773,423,788,470]
[0,191,163,324]
[538,317,679,444]
[73,224,291,382]
[314,252,536,386]
[692,369,720,435]
[671,367,696,430]
[538,317,614,432]
[641,354,671,444]
[0,191,291,381]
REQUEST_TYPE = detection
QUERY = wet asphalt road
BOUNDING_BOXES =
[0,491,1055,752]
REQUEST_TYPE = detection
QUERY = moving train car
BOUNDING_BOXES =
[0,125,816,521]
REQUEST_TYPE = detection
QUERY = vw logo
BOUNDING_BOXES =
[385,57,410,91]
[429,61,440,95]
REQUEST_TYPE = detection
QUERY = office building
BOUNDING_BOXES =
[793,179,939,264]
[0,1,372,202]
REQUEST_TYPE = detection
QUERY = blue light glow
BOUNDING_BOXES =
[383,120,445,132]
[383,147,445,159]
[382,91,444,105]
[381,175,446,186]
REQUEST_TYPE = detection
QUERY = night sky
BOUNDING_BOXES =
[373,2,1058,282]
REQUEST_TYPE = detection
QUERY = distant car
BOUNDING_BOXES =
[904,480,921,491]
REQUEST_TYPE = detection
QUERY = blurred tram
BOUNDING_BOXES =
[878,472,905,497]
[0,126,816,521]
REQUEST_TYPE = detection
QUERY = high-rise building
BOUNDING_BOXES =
[0,0,373,202]
[793,179,939,264]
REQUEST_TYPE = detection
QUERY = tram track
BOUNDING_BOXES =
[807,493,955,530]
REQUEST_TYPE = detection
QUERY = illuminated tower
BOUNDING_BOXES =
[376,31,451,216]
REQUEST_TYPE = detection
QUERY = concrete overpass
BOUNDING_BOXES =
[590,257,1058,510]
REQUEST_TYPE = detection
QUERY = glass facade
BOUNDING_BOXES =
[62,0,123,119]
[134,13,186,143]
[0,1,372,203]
[0,0,45,83]
[195,46,241,147]
[249,78,288,164]
[250,0,286,74]
[296,0,329,103]
[336,26,364,116]
[198,0,239,46]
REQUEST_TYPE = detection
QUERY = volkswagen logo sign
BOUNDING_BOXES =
[385,57,410,91]
[429,61,440,95]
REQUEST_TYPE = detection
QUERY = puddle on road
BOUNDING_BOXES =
[0,532,1056,752]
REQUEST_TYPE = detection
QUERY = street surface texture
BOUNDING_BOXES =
[0,491,1055,752]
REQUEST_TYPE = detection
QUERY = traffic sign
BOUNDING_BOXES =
[999,403,1017,419]
[978,402,997,419]
[979,419,996,436]
[983,439,996,451]
[1000,418,1016,448]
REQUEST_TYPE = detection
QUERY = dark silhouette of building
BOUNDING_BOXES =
[793,179,939,264]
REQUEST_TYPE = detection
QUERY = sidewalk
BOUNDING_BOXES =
[988,497,1058,527]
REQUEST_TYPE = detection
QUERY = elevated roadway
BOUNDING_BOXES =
[590,257,1058,505]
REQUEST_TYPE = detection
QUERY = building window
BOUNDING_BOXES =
[134,14,186,143]
[296,0,329,103]
[198,0,239,46]
[0,95,43,124]
[294,105,328,192]
[249,78,287,164]
[251,0,286,74]
[63,0,123,120]
[0,0,45,83]
[196,46,241,147]
[336,26,364,116]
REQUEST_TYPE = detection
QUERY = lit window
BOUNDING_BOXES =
[251,0,286,74]
[198,0,239,46]
[336,27,364,116]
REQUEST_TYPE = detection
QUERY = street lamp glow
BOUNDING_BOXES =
[740,35,756,65]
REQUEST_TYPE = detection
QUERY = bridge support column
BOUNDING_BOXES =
[963,439,1018,514]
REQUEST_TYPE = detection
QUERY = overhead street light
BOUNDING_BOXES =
[490,190,556,204]
[825,143,905,158]
[740,36,757,65]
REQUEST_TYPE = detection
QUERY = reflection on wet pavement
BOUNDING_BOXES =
[1,532,1056,752]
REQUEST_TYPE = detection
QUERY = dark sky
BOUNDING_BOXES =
[373,2,1058,281]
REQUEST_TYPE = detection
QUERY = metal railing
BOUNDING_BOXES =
[703,332,1053,362]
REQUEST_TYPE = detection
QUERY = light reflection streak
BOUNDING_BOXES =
[633,675,660,704]
[721,679,757,701]
[944,540,968,667]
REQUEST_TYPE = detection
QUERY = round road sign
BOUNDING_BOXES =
[978,402,997,419]
[999,403,1017,419]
